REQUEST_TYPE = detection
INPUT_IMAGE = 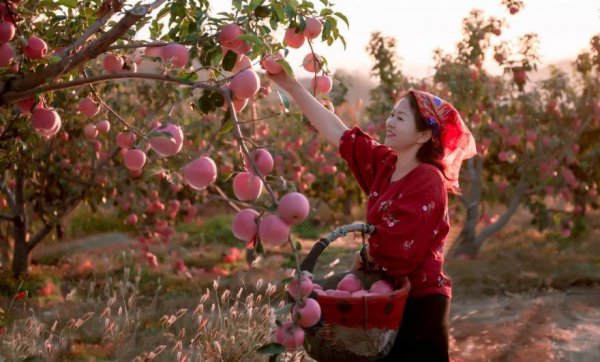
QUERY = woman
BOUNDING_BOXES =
[267,70,476,361]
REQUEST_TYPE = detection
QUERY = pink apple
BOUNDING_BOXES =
[302,53,322,73]
[149,123,184,157]
[303,18,322,40]
[287,274,313,300]
[24,36,47,59]
[258,214,289,246]
[78,97,100,118]
[284,27,305,48]
[277,192,310,226]
[351,290,370,298]
[310,75,332,94]
[83,124,98,139]
[337,274,363,293]
[260,53,284,74]
[369,280,394,295]
[244,148,274,176]
[229,69,260,99]
[116,131,136,149]
[233,171,263,201]
[161,43,189,67]
[274,321,305,352]
[0,42,13,67]
[292,297,321,328]
[103,53,124,72]
[96,120,110,133]
[231,208,260,242]
[182,156,218,190]
[123,149,147,171]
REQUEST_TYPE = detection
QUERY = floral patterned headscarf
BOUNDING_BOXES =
[408,90,477,191]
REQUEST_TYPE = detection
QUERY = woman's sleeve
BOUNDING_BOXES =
[368,168,446,277]
[338,126,393,194]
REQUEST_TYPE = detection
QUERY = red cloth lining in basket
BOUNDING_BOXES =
[314,277,410,329]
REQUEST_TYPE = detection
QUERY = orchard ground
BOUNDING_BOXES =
[0,201,598,361]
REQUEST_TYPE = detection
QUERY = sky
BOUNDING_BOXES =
[205,0,600,79]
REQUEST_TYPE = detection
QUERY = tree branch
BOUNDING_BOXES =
[473,173,528,246]
[3,72,223,104]
[0,0,168,106]
[0,213,15,221]
[57,10,115,59]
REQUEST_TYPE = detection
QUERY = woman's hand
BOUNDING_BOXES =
[349,250,364,272]
[349,245,375,272]
[264,68,300,93]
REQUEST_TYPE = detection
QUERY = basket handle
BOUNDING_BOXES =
[300,223,376,274]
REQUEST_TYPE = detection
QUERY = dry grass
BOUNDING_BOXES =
[0,266,307,361]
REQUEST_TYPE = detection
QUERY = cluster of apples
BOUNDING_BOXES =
[260,18,333,97]
[273,274,320,351]
[0,2,47,68]
[231,190,309,247]
[312,273,395,297]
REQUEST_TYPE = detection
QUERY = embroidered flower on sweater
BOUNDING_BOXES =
[421,272,427,282]
[403,239,414,250]
[422,201,436,213]
[437,275,446,287]
[377,200,392,212]
[382,212,398,227]
[368,191,379,200]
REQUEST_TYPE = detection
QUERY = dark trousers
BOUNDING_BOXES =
[378,294,451,362]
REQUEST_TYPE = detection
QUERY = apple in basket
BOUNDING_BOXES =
[336,273,364,293]
[351,289,370,297]
[330,290,351,298]
[369,280,394,295]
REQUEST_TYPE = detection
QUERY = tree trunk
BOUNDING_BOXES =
[449,157,482,259]
[450,171,527,259]
[12,216,29,277]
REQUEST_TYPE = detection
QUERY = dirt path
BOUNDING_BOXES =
[449,286,600,361]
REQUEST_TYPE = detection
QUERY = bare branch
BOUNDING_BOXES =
[3,72,224,104]
[0,213,15,221]
[57,11,115,59]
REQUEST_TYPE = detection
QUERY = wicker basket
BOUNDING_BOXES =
[290,223,411,362]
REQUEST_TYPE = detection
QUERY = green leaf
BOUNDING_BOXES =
[320,8,333,16]
[276,58,294,78]
[295,241,302,251]
[256,238,265,254]
[322,17,333,40]
[222,50,238,71]
[334,12,349,27]
[276,89,290,113]
[57,0,77,8]
[237,34,264,47]
[280,276,293,285]
[339,34,347,50]
[271,3,285,21]
[256,343,285,355]
[219,118,234,134]
[147,130,174,140]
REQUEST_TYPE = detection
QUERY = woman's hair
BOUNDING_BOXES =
[407,92,460,195]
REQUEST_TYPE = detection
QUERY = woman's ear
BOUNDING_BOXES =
[417,128,432,144]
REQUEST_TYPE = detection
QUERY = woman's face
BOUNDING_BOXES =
[384,96,431,151]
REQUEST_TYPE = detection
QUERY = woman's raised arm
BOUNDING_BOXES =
[267,71,349,149]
